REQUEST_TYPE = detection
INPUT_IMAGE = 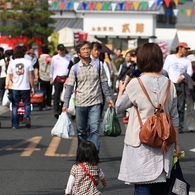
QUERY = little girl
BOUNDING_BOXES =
[64,141,107,195]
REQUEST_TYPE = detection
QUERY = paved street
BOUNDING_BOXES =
[0,104,195,195]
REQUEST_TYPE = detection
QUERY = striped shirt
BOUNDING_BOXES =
[67,60,109,107]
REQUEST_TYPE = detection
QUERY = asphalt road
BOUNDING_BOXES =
[0,105,195,195]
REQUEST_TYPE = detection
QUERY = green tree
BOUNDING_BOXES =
[0,0,55,47]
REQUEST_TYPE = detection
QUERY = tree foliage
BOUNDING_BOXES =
[0,0,55,46]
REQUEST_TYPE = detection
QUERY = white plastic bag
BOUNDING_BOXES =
[51,112,75,139]
[60,87,66,102]
[67,93,76,116]
[2,89,10,107]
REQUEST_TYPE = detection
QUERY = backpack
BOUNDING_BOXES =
[38,56,51,82]
[135,77,176,154]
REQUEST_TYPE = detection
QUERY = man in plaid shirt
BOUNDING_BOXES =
[62,41,114,151]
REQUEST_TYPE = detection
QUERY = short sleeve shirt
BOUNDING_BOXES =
[7,58,34,90]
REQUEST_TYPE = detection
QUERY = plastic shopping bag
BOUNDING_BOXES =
[103,107,121,137]
[60,87,66,102]
[2,89,11,107]
[51,112,75,139]
[67,93,76,116]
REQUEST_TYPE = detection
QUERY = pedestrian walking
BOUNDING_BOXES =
[62,40,114,152]
[50,44,71,119]
[64,141,107,195]
[185,54,195,132]
[115,43,181,195]
[34,46,52,110]
[163,42,193,133]
[6,46,34,129]
[90,42,111,117]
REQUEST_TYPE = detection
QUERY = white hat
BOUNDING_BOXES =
[187,54,195,62]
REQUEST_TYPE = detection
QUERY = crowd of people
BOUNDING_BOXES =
[0,40,195,194]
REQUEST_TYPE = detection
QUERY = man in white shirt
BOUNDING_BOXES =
[163,42,193,133]
[50,44,71,119]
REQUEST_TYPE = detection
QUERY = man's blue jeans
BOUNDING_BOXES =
[76,104,101,151]
[12,90,31,128]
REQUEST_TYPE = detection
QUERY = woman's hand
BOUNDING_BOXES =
[117,81,127,100]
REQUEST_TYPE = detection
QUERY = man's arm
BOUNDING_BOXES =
[50,58,55,85]
[29,70,34,94]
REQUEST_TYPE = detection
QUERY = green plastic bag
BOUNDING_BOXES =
[103,107,121,137]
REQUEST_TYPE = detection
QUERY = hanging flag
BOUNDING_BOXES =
[53,1,59,8]
[96,3,102,11]
[60,0,65,9]
[173,0,178,5]
[67,1,73,10]
[156,0,162,6]
[82,2,87,10]
[126,2,132,10]
[181,0,186,3]
[133,2,140,10]
[167,9,172,14]
[186,9,191,16]
[164,0,170,7]
[74,2,79,10]
[48,1,52,6]
[103,3,109,10]
[89,3,95,10]
[173,9,178,16]
[148,1,154,8]
[111,3,117,11]
[119,3,124,10]
[141,2,147,9]
[180,9,185,13]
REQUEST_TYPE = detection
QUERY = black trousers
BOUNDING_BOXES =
[39,80,52,107]
[174,83,185,130]
[53,79,64,115]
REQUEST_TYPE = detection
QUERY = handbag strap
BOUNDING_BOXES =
[135,78,171,127]
[136,77,171,108]
[78,163,97,186]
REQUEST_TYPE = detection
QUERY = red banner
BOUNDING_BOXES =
[156,41,169,59]
[74,32,88,46]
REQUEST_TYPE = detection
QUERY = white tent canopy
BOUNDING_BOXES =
[48,27,101,47]
[155,28,178,53]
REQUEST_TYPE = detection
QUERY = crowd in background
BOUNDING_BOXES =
[0,41,195,194]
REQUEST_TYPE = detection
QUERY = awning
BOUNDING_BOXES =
[177,30,195,50]
[52,18,83,32]
[155,28,178,53]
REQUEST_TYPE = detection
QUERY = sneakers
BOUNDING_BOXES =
[24,117,31,128]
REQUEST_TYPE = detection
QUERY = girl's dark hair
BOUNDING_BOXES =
[137,43,163,73]
[14,46,25,58]
[75,40,90,54]
[76,141,99,165]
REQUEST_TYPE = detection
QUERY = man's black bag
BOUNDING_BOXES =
[164,160,190,195]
